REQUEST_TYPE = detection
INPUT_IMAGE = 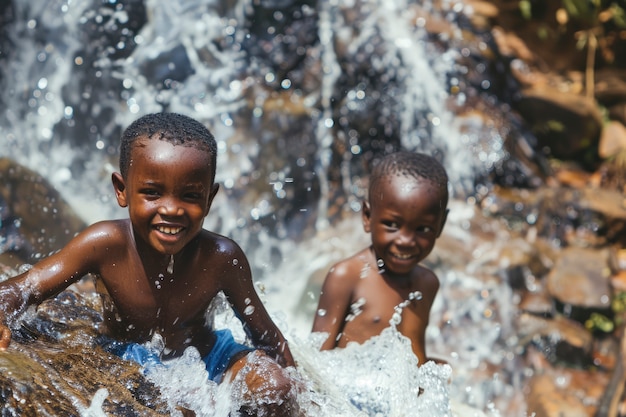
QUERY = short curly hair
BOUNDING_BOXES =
[119,112,217,180]
[369,150,449,207]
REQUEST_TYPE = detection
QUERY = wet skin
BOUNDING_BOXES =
[312,175,447,365]
[0,138,294,368]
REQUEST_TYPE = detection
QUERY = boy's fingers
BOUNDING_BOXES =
[0,326,12,350]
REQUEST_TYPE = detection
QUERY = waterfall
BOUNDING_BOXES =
[0,0,522,415]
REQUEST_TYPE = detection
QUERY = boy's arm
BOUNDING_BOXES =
[0,222,114,349]
[406,268,440,365]
[311,262,354,350]
[220,242,295,368]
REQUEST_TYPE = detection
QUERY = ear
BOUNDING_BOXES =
[437,208,449,237]
[204,183,220,216]
[361,200,372,233]
[111,172,128,208]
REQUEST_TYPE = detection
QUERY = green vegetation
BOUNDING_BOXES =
[519,0,626,97]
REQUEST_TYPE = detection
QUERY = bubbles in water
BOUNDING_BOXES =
[346,298,366,322]
[390,311,402,326]
[376,258,385,273]
[409,291,423,301]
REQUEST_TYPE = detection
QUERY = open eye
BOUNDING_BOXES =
[383,221,400,230]
[416,225,434,234]
[141,188,160,197]
[183,192,203,201]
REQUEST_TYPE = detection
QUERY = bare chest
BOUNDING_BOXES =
[342,277,422,335]
[98,266,218,340]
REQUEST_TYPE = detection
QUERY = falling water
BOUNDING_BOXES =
[0,0,529,415]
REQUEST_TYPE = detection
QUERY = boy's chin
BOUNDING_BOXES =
[382,264,415,277]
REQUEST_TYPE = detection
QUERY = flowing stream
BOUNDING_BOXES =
[0,0,535,415]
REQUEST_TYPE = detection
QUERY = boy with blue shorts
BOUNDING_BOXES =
[0,113,298,416]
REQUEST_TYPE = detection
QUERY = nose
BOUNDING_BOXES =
[395,229,416,246]
[157,196,184,217]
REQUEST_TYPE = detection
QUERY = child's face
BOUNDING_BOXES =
[363,175,447,275]
[113,137,218,255]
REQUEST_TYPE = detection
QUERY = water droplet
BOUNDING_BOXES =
[232,258,239,266]
[244,305,255,315]
[317,309,327,317]
[409,291,423,301]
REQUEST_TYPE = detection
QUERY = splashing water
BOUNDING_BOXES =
[167,254,175,274]
[0,0,527,415]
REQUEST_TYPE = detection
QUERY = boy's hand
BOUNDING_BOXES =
[0,323,11,350]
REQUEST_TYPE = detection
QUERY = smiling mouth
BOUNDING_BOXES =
[391,252,415,260]
[156,225,183,235]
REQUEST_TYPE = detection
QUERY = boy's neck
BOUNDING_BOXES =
[369,246,412,285]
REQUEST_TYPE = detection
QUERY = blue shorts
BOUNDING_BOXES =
[102,329,253,382]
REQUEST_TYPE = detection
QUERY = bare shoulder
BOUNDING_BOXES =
[75,219,131,250]
[196,229,244,257]
[324,248,371,285]
[193,229,249,275]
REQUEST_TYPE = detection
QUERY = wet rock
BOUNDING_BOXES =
[0,158,86,267]
[595,68,626,111]
[483,185,626,248]
[518,291,553,318]
[0,339,170,417]
[596,150,626,195]
[546,246,611,311]
[517,313,594,367]
[515,88,603,164]
[526,369,609,417]
[0,287,169,417]
[598,121,626,159]
[577,188,626,247]
[608,102,626,127]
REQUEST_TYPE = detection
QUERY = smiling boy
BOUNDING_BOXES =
[0,113,297,416]
[312,150,449,366]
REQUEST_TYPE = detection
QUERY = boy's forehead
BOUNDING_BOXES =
[370,174,444,201]
[132,136,209,158]
[130,137,214,170]
[375,173,430,190]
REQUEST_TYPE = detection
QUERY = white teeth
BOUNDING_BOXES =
[393,253,413,260]
[156,226,182,235]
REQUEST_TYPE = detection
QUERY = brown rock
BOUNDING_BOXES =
[598,121,626,159]
[517,313,594,360]
[608,102,626,126]
[526,368,609,417]
[0,158,86,266]
[546,246,611,309]
[491,26,535,62]
[578,188,626,246]
[515,88,603,162]
[518,291,553,317]
[594,68,626,106]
